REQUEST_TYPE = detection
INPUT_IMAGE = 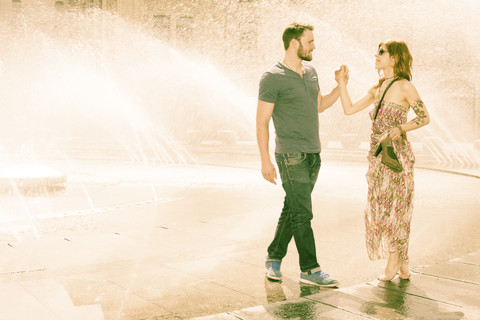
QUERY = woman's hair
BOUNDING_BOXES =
[282,23,314,50]
[376,40,413,88]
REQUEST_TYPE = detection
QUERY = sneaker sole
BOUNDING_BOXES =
[266,273,282,281]
[299,278,339,287]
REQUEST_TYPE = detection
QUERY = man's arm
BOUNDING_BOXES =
[317,66,350,113]
[317,86,340,113]
[256,100,277,184]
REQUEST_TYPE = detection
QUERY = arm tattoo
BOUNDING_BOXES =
[410,98,427,125]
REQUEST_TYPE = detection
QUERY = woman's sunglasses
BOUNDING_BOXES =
[378,48,388,55]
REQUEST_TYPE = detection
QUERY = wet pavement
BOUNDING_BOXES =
[195,251,480,319]
[0,162,479,319]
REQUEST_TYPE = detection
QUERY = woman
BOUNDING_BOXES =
[335,40,430,281]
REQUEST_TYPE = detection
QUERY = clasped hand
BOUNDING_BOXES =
[335,65,349,84]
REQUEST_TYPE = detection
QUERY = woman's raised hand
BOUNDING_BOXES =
[335,65,349,85]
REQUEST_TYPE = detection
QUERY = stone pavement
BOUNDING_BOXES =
[0,163,479,319]
[195,250,480,320]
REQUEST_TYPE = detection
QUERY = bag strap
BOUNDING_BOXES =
[374,77,399,121]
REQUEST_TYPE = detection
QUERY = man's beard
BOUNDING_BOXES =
[297,43,312,61]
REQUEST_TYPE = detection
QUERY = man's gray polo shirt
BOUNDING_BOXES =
[258,61,321,154]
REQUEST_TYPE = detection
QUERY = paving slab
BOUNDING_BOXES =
[0,242,45,274]
[66,232,162,261]
[413,262,480,285]
[227,300,372,320]
[8,237,112,268]
[63,277,171,320]
[0,280,58,320]
[17,276,103,319]
[371,274,480,311]
[167,255,268,299]
[145,232,245,266]
[450,250,480,265]
[308,283,476,320]
[147,283,261,319]
[198,278,480,320]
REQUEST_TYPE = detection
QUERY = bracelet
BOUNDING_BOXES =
[396,125,407,139]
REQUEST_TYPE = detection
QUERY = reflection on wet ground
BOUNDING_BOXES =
[0,163,479,319]
[205,264,479,320]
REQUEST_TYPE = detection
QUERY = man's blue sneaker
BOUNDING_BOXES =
[265,260,282,281]
[300,270,339,287]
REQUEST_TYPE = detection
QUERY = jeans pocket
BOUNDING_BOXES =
[284,153,306,165]
[283,153,309,183]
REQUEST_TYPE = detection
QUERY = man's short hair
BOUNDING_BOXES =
[282,23,314,50]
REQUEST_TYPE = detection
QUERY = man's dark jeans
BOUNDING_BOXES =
[267,152,321,273]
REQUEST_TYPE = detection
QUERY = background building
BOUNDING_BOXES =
[1,0,479,164]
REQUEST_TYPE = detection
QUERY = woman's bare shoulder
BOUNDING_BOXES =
[398,79,416,92]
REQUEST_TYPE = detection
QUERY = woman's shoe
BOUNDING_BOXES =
[374,138,403,173]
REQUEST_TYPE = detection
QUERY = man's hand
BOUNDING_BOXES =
[335,65,349,85]
[261,161,277,185]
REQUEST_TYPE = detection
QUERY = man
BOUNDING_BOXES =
[256,22,345,287]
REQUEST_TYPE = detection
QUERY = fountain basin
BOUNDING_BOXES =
[0,164,66,193]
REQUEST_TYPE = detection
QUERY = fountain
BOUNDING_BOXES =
[1,0,478,172]
[0,1,258,195]
[0,0,479,319]
[0,0,478,236]
[0,1,261,243]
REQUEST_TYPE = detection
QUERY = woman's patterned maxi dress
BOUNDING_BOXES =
[365,92,415,262]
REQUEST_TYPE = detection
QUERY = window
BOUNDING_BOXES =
[176,16,193,44]
[153,15,171,40]
[105,0,116,10]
